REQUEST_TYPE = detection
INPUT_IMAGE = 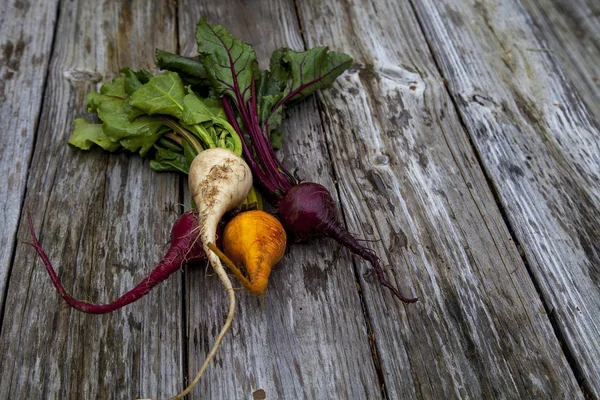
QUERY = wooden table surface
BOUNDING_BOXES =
[1,0,598,399]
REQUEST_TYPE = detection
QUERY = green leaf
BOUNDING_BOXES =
[99,76,128,98]
[182,89,217,125]
[120,67,152,95]
[150,144,190,174]
[202,97,229,119]
[118,124,168,157]
[268,48,291,86]
[256,70,284,130]
[195,17,258,104]
[182,139,197,166]
[127,105,147,121]
[86,86,126,114]
[269,128,283,150]
[85,69,153,113]
[96,96,129,132]
[94,95,167,156]
[262,94,285,132]
[280,47,353,104]
[85,91,106,113]
[156,136,184,152]
[155,48,209,87]
[128,71,186,119]
[68,118,120,151]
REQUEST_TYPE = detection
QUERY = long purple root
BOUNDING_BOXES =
[278,182,417,303]
[27,211,206,314]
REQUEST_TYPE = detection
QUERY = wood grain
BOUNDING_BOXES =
[0,0,58,315]
[297,0,582,398]
[410,0,600,396]
[520,0,600,119]
[177,1,383,398]
[0,0,183,398]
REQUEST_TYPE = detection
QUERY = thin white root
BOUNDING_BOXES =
[165,148,251,399]
[169,249,236,400]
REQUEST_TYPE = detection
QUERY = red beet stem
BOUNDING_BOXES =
[27,212,206,314]
[278,183,417,303]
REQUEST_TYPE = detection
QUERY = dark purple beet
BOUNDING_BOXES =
[278,182,417,303]
[27,210,208,314]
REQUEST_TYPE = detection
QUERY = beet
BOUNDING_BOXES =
[27,210,207,314]
[278,182,417,303]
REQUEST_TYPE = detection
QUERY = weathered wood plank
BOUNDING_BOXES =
[0,1,183,398]
[297,0,582,398]
[520,0,600,119]
[3,0,595,398]
[0,0,58,315]
[410,0,600,396]
[177,1,383,398]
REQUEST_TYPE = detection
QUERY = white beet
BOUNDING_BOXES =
[172,148,252,400]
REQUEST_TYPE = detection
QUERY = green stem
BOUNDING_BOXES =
[188,124,217,150]
[161,116,203,155]
[217,118,243,156]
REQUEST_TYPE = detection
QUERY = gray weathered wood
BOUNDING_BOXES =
[297,0,582,398]
[0,1,183,398]
[520,0,600,119]
[177,1,383,398]
[0,0,58,315]
[410,0,600,396]
[1,0,597,398]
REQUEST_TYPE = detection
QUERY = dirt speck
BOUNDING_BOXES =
[513,91,542,126]
[1,36,27,73]
[418,152,429,169]
[209,163,233,181]
[14,38,26,59]
[201,183,220,208]
[2,41,14,61]
[14,0,30,12]
[445,4,465,27]
[252,389,266,400]
[390,109,412,131]
[391,230,408,250]
[303,261,331,300]
[85,36,92,54]
[8,173,15,189]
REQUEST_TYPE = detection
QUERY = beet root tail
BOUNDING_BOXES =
[324,224,418,303]
[26,213,204,314]
[278,182,418,304]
